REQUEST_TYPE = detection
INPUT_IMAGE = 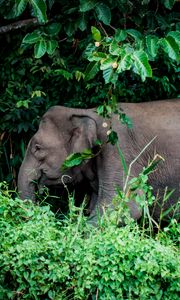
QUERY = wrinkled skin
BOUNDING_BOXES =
[18,99,180,221]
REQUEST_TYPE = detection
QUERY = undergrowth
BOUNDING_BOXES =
[0,182,179,300]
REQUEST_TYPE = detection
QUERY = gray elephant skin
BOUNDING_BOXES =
[18,99,180,221]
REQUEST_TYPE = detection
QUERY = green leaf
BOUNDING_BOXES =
[22,32,41,44]
[91,26,101,42]
[75,70,85,81]
[84,43,96,59]
[65,22,78,37]
[95,3,111,25]
[79,0,97,12]
[116,143,128,175]
[62,149,94,170]
[45,23,61,36]
[46,40,58,55]
[132,50,152,81]
[119,113,133,128]
[97,104,112,117]
[95,139,103,146]
[109,40,121,56]
[156,14,169,30]
[100,57,114,70]
[160,36,180,61]
[91,52,107,61]
[62,153,83,170]
[78,16,87,31]
[84,61,99,81]
[108,131,118,145]
[146,35,159,58]
[103,67,113,84]
[34,39,47,58]
[167,31,180,46]
[126,29,143,40]
[54,69,73,80]
[13,0,27,17]
[143,154,164,176]
[141,0,151,3]
[117,53,132,73]
[16,100,29,109]
[115,29,127,42]
[96,105,104,115]
[81,148,93,158]
[30,0,47,23]
[162,0,175,10]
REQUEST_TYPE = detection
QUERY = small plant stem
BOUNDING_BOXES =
[123,136,157,193]
[116,142,128,175]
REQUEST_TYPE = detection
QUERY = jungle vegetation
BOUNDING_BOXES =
[0,1,179,299]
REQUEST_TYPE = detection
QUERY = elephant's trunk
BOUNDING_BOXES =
[18,159,40,201]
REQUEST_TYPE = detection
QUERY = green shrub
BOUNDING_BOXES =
[0,183,179,299]
[0,0,179,185]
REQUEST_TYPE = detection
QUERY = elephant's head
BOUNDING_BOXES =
[18,106,98,201]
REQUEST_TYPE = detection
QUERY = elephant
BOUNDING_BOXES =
[18,99,180,222]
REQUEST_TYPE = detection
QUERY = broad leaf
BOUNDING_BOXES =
[14,0,27,17]
[109,40,121,56]
[62,153,83,170]
[65,22,78,37]
[100,57,114,70]
[91,26,101,42]
[22,32,41,44]
[117,53,132,73]
[54,69,73,80]
[78,16,87,31]
[103,67,113,84]
[45,23,61,36]
[108,131,118,145]
[16,100,29,109]
[84,43,96,59]
[119,113,133,128]
[81,148,94,158]
[115,29,127,42]
[167,31,180,46]
[156,14,169,30]
[97,104,112,117]
[162,0,175,10]
[146,35,159,58]
[84,61,99,81]
[30,0,47,23]
[126,29,143,40]
[160,36,180,61]
[46,40,58,55]
[34,39,47,58]
[62,149,94,170]
[95,3,111,25]
[91,52,107,62]
[79,0,97,12]
[132,50,152,81]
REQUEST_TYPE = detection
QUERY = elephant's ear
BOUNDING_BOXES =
[70,115,97,152]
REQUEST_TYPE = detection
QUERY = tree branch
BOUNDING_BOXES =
[0,18,41,34]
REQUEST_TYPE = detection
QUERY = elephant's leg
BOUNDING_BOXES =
[89,181,142,224]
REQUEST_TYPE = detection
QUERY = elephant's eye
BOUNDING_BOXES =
[34,144,41,152]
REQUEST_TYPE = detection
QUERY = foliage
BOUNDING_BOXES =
[0,182,179,299]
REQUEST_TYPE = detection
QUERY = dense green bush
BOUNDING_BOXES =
[0,183,179,299]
